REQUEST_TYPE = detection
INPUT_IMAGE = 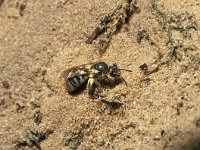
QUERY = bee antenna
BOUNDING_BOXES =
[119,68,132,72]
[121,76,128,86]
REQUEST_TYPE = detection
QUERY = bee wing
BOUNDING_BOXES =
[67,69,87,78]
[60,62,95,79]
[61,67,88,79]
[60,69,70,79]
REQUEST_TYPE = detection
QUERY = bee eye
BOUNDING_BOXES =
[109,64,120,76]
[93,62,109,74]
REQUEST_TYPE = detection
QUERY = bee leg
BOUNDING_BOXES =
[104,75,116,85]
[87,77,96,98]
[88,77,103,99]
[96,83,102,93]
[94,80,104,97]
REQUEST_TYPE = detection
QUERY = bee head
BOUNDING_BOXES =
[93,62,109,74]
[108,64,121,77]
[109,64,132,86]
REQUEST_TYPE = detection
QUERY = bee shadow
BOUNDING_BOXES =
[171,135,200,150]
[101,98,123,109]
[100,78,123,89]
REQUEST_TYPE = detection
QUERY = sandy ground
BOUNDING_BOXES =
[0,0,200,149]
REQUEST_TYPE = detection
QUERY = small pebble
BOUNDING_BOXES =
[2,80,10,89]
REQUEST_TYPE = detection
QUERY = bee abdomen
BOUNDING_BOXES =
[66,75,88,92]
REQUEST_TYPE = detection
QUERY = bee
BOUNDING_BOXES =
[61,62,131,98]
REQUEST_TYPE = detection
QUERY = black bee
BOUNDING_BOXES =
[61,62,131,98]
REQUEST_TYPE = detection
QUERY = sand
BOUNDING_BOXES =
[0,0,200,149]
